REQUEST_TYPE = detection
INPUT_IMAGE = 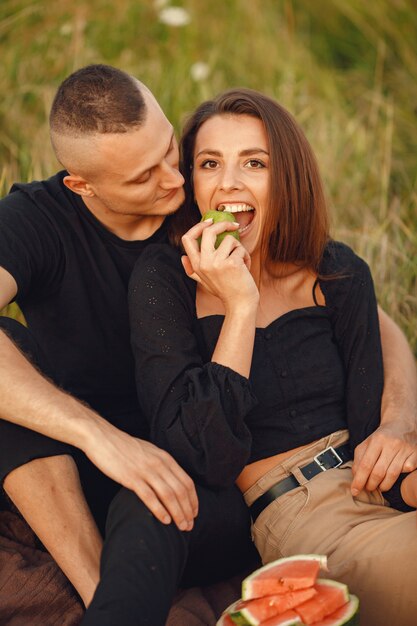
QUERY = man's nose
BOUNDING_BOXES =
[160,161,185,189]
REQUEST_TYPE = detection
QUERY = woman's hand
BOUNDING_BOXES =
[182,219,259,379]
[181,219,259,312]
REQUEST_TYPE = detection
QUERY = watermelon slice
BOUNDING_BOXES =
[256,609,303,625]
[311,595,359,626]
[242,555,327,600]
[294,579,349,625]
[216,612,236,626]
[229,587,317,625]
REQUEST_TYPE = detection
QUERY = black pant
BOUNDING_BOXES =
[82,485,258,625]
[0,317,259,623]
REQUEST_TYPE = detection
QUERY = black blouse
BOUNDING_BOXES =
[128,240,385,490]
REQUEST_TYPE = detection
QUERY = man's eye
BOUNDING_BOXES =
[135,170,152,184]
[201,160,218,169]
[246,159,265,169]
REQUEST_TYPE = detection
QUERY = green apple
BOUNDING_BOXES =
[198,210,240,249]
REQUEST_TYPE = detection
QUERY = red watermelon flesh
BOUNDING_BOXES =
[260,609,303,625]
[294,579,349,625]
[310,595,359,626]
[230,587,317,625]
[242,555,327,600]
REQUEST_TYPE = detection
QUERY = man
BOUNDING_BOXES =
[0,64,416,624]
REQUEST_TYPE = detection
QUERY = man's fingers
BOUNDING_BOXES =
[151,472,196,531]
[158,451,199,516]
[131,463,197,531]
[351,440,377,495]
[351,432,417,494]
[174,465,199,516]
[144,447,198,529]
[378,453,409,491]
[364,454,400,492]
[402,449,417,473]
[132,481,173,526]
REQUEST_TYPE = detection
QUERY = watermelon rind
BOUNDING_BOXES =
[217,592,359,626]
[311,595,359,626]
[242,555,328,600]
[216,601,242,626]
[229,587,317,625]
[216,611,236,626]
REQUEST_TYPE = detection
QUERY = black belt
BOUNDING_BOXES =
[249,443,351,522]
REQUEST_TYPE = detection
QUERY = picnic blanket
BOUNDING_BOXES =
[0,510,244,626]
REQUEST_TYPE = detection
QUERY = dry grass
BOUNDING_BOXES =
[1,0,416,351]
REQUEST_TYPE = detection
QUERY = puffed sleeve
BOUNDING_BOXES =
[319,241,384,451]
[128,244,256,487]
[321,242,415,512]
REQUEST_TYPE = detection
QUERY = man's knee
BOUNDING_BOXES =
[105,487,190,558]
[3,453,78,495]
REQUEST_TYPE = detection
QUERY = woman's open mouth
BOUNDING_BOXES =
[217,203,255,235]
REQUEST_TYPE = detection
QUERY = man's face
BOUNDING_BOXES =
[81,89,185,225]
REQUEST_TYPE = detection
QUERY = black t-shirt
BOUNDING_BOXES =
[128,242,384,488]
[0,171,168,429]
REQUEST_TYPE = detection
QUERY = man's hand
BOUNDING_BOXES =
[351,421,417,495]
[83,419,198,531]
[0,325,198,531]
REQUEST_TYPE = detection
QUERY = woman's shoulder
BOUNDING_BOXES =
[137,242,182,266]
[319,240,376,311]
[320,240,369,276]
[129,242,195,295]
[131,243,182,279]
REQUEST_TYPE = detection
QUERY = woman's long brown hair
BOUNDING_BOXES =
[169,88,329,276]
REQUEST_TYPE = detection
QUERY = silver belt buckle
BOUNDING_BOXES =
[313,446,343,471]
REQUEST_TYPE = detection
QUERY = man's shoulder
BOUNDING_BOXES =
[0,171,71,217]
[5,170,65,198]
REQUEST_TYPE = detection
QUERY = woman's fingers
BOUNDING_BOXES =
[182,219,240,265]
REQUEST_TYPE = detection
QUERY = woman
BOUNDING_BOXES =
[128,88,417,625]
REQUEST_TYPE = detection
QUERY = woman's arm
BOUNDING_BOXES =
[128,235,258,488]
[181,219,259,377]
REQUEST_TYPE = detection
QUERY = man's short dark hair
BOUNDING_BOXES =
[50,64,146,135]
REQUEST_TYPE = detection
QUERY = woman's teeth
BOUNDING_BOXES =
[218,203,254,213]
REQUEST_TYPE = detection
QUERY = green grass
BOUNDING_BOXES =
[1,0,416,352]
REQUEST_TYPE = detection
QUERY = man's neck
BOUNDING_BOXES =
[82,197,164,242]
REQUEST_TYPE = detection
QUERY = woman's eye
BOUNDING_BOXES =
[201,160,218,169]
[246,159,265,169]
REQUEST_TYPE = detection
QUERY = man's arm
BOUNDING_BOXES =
[0,266,197,530]
[351,306,417,495]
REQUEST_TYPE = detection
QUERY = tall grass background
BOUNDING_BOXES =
[1,0,416,353]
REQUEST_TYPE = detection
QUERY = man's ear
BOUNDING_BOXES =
[63,174,96,198]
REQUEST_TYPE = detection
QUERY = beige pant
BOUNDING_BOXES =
[244,430,417,626]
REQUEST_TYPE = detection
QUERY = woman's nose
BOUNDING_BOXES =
[219,165,243,191]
